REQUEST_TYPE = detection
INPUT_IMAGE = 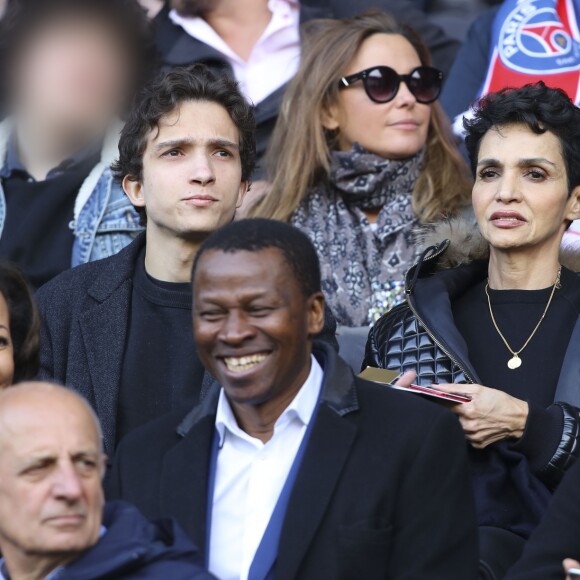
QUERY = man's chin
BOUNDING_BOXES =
[221,383,273,408]
[29,535,97,559]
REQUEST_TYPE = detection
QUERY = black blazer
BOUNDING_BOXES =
[107,343,479,580]
[36,234,214,454]
[36,234,151,454]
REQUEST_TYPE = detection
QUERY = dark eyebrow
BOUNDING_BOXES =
[477,157,556,168]
[518,157,556,168]
[152,138,239,154]
[477,158,500,167]
[209,138,239,151]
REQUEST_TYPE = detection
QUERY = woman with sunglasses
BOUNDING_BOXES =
[364,82,580,579]
[250,11,471,328]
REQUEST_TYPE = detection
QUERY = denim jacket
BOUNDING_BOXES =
[0,119,143,267]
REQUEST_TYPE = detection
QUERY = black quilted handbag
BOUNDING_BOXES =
[364,302,470,385]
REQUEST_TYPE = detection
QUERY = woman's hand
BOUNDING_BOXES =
[435,383,529,448]
[564,559,580,579]
[395,370,417,388]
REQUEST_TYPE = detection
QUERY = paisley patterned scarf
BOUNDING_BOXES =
[290,143,424,327]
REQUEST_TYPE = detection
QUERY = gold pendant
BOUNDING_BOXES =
[508,355,522,370]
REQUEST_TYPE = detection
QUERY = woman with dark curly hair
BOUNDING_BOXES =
[0,262,39,386]
[364,82,580,579]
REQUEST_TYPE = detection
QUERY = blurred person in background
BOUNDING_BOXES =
[0,261,39,388]
[251,12,471,333]
[0,0,155,288]
[149,0,460,177]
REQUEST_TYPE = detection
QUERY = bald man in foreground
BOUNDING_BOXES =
[0,382,213,580]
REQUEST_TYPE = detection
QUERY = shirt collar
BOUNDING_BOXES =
[169,0,300,65]
[215,354,323,446]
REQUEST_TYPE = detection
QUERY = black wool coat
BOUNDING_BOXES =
[36,234,152,455]
[505,454,580,579]
[107,343,479,580]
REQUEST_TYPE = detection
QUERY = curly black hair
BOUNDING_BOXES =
[464,82,580,195]
[192,218,321,297]
[111,64,256,224]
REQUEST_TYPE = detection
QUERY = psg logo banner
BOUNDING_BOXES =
[479,0,580,103]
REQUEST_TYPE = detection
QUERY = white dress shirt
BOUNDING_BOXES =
[208,355,324,580]
[169,0,301,105]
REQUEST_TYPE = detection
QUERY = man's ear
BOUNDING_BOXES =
[236,180,250,208]
[307,292,326,336]
[99,453,108,480]
[122,176,146,209]
[566,185,580,222]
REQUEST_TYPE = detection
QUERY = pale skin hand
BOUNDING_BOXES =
[395,370,417,388]
[435,383,529,449]
[564,559,580,579]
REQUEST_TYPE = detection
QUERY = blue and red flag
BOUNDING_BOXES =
[480,0,580,103]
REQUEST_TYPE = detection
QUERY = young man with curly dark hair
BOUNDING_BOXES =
[36,64,256,454]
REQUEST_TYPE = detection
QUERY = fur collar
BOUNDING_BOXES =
[416,217,580,273]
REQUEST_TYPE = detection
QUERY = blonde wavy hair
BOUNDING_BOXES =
[250,11,472,222]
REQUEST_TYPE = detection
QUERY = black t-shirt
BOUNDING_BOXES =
[116,249,206,446]
[0,153,99,288]
[452,267,579,535]
[453,268,577,406]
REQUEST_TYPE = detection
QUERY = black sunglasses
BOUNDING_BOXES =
[339,65,443,104]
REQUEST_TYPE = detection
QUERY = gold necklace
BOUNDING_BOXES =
[485,266,562,370]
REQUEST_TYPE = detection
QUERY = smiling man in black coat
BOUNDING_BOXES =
[107,218,478,580]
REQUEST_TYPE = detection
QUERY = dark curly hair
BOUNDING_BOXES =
[0,263,40,384]
[192,218,321,297]
[111,64,256,224]
[464,82,580,195]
